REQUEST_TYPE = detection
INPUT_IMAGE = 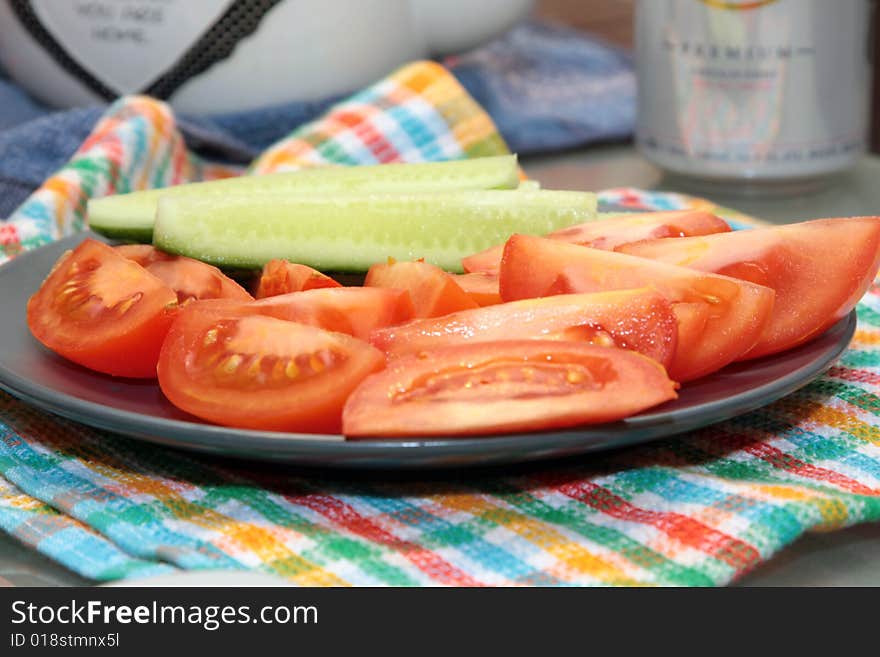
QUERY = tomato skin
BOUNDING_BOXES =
[255,260,341,298]
[115,244,252,304]
[500,234,775,382]
[28,239,178,378]
[618,216,880,359]
[343,341,678,437]
[158,303,385,432]
[461,210,730,274]
[365,259,478,317]
[370,288,678,371]
[452,272,502,306]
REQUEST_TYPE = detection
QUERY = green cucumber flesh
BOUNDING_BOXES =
[88,155,519,242]
[153,189,597,273]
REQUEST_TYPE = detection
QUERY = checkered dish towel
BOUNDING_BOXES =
[1,62,878,586]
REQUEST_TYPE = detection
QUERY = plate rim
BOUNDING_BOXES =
[0,231,858,468]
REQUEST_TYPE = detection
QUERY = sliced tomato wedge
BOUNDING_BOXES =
[500,234,775,382]
[371,288,678,370]
[452,272,502,306]
[554,209,730,248]
[460,245,506,276]
[365,259,478,317]
[249,287,415,340]
[255,259,342,298]
[343,341,678,437]
[195,287,415,340]
[158,303,384,432]
[618,216,880,359]
[461,210,730,274]
[27,239,178,377]
[115,244,252,304]
[113,244,166,266]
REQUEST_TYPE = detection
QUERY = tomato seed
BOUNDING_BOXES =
[114,292,142,315]
[218,354,243,375]
[246,356,262,379]
[203,328,219,346]
[566,370,586,384]
[285,360,300,379]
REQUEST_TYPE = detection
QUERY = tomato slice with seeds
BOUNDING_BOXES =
[27,239,178,377]
[365,259,478,317]
[255,259,342,298]
[115,244,252,304]
[461,210,730,274]
[500,234,775,382]
[618,216,880,359]
[144,259,253,304]
[370,288,678,370]
[343,341,678,437]
[158,303,385,432]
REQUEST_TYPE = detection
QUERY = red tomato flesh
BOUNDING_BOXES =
[452,272,502,306]
[191,287,415,341]
[500,234,775,382]
[365,259,478,317]
[255,259,342,298]
[113,244,164,266]
[371,288,678,370]
[618,216,880,359]
[250,287,415,340]
[461,210,730,274]
[158,303,385,432]
[115,244,252,304]
[27,239,178,377]
[343,341,678,437]
[555,209,730,248]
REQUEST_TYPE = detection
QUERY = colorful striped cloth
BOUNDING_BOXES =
[1,61,878,586]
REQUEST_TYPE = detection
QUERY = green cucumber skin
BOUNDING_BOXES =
[88,155,520,242]
[153,190,597,273]
[89,225,154,243]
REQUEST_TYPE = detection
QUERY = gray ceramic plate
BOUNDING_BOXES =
[0,232,856,469]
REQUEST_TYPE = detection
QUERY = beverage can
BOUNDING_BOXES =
[635,0,873,189]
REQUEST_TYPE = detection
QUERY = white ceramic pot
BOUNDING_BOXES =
[0,0,532,113]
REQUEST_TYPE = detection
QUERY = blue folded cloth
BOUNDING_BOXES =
[0,20,635,216]
[449,20,635,154]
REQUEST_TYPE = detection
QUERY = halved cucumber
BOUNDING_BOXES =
[153,190,597,273]
[88,155,520,243]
